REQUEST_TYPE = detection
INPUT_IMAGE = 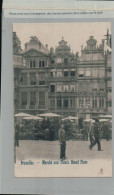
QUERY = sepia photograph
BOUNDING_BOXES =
[13,22,112,177]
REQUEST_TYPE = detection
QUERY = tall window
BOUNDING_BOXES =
[85,70,90,77]
[63,85,69,92]
[39,92,45,106]
[57,98,62,108]
[92,69,98,77]
[23,59,26,66]
[30,73,36,85]
[108,100,112,107]
[50,69,56,77]
[63,98,68,108]
[70,85,75,92]
[79,98,83,107]
[39,60,45,67]
[50,98,55,108]
[30,92,36,105]
[39,81,45,85]
[64,58,68,65]
[21,92,27,105]
[70,70,75,76]
[92,88,97,92]
[108,89,112,92]
[20,73,27,85]
[30,59,36,68]
[99,69,105,78]
[79,70,84,77]
[93,97,97,108]
[57,70,62,77]
[64,70,69,77]
[70,98,74,108]
[99,97,104,108]
[100,88,104,92]
[86,97,90,107]
[50,85,55,92]
[56,84,62,92]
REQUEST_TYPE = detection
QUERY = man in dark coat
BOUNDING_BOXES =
[89,120,95,145]
[89,119,101,151]
[58,124,66,160]
[15,124,20,147]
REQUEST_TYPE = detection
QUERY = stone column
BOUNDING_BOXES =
[77,97,79,108]
[36,72,39,85]
[83,97,86,108]
[104,97,106,109]
[27,73,30,86]
[90,97,92,108]
[27,91,30,109]
[45,92,48,109]
[36,91,38,109]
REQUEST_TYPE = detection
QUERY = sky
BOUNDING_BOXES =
[13,22,111,54]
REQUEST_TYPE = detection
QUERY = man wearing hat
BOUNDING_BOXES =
[89,120,95,145]
[89,118,101,151]
[58,123,66,160]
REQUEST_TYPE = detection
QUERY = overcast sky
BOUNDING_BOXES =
[13,22,111,54]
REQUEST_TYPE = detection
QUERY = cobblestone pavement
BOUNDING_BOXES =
[16,139,112,161]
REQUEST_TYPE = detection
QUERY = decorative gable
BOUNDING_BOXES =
[23,49,48,58]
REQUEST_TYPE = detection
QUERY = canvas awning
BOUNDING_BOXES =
[84,119,95,123]
[39,112,61,117]
[62,116,78,121]
[15,112,33,117]
[99,115,112,119]
[99,119,109,122]
[23,116,43,121]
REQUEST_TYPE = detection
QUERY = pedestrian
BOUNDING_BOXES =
[89,120,95,145]
[58,123,66,160]
[49,128,54,141]
[103,121,110,141]
[89,118,101,151]
[84,122,89,141]
[15,124,20,147]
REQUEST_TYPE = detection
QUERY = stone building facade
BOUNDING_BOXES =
[13,32,112,126]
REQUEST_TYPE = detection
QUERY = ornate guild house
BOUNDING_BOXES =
[13,31,112,128]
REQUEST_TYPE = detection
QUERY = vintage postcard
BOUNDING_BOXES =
[13,22,112,177]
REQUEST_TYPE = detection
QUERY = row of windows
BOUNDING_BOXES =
[50,97,105,108]
[20,73,46,85]
[23,59,46,68]
[106,68,112,72]
[20,74,106,91]
[21,92,45,106]
[50,69,105,78]
[21,92,106,109]
[107,89,112,92]
[51,70,75,77]
[107,100,112,107]
[50,84,105,93]
[50,57,69,64]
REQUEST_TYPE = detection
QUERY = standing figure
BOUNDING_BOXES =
[89,120,95,145]
[15,124,20,147]
[89,119,101,151]
[49,128,54,141]
[102,122,110,141]
[58,124,66,160]
[84,122,89,141]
